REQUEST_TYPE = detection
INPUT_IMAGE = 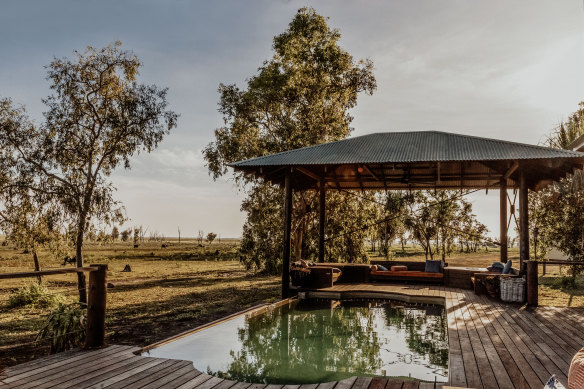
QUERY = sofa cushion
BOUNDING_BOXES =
[425,260,442,273]
[390,265,408,272]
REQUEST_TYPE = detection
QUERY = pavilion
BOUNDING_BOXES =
[230,131,584,300]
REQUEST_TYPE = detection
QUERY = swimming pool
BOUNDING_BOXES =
[142,299,448,384]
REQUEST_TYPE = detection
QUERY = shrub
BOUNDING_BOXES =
[550,276,578,290]
[36,302,86,353]
[7,283,65,308]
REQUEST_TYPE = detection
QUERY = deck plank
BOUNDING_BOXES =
[85,358,168,389]
[2,344,128,383]
[106,359,191,389]
[3,283,581,389]
[140,363,198,389]
[164,369,206,389]
[451,292,482,389]
[461,290,514,389]
[349,376,371,389]
[316,381,337,389]
[33,353,141,389]
[175,373,214,389]
[480,296,558,387]
[57,356,148,389]
[122,360,192,389]
[368,377,387,389]
[468,295,530,389]
[4,345,132,386]
[385,381,403,389]
[333,376,357,389]
[69,356,153,388]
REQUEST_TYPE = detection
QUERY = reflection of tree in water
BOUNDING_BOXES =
[382,302,449,369]
[209,300,447,384]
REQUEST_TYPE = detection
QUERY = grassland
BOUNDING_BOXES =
[0,240,280,367]
[1,240,583,368]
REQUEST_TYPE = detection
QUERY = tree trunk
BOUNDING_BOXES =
[441,230,446,261]
[32,249,41,284]
[76,215,87,304]
[293,227,303,261]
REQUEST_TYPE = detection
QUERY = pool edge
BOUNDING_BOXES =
[139,297,297,354]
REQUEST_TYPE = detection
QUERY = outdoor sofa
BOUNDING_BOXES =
[369,260,446,284]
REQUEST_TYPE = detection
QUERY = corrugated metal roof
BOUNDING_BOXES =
[231,131,584,167]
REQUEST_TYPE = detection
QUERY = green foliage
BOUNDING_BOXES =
[546,102,584,149]
[399,191,487,260]
[36,302,86,353]
[549,276,578,290]
[204,8,376,272]
[208,300,447,383]
[111,226,120,241]
[120,228,131,242]
[206,232,217,244]
[7,283,65,309]
[530,102,584,273]
[0,100,69,273]
[0,41,178,302]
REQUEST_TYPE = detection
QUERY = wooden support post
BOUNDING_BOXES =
[500,178,508,263]
[319,179,326,263]
[282,170,293,299]
[519,170,529,269]
[527,260,538,306]
[85,264,107,348]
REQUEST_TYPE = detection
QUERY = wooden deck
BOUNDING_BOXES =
[2,284,583,388]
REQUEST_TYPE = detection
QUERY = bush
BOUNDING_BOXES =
[36,302,86,353]
[7,283,65,309]
[550,276,578,290]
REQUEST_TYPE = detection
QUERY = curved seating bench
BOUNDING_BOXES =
[370,260,445,284]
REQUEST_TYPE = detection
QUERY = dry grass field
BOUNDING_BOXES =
[0,240,280,367]
[1,240,583,368]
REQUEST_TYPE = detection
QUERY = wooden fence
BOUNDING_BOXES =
[0,264,108,348]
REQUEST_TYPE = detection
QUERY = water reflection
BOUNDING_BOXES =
[208,299,448,384]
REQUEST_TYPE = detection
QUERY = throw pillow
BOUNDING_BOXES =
[377,265,389,271]
[544,374,566,389]
[502,260,512,275]
[425,260,442,273]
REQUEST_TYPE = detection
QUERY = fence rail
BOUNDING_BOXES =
[0,264,108,348]
[0,266,99,279]
[536,260,584,276]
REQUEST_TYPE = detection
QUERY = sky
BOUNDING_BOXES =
[1,1,583,239]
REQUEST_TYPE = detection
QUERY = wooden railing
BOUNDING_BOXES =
[539,259,584,275]
[1,264,108,348]
[526,260,584,307]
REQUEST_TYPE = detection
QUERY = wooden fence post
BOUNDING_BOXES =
[527,260,538,307]
[85,264,107,348]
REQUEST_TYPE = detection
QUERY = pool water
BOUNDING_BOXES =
[143,299,448,384]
